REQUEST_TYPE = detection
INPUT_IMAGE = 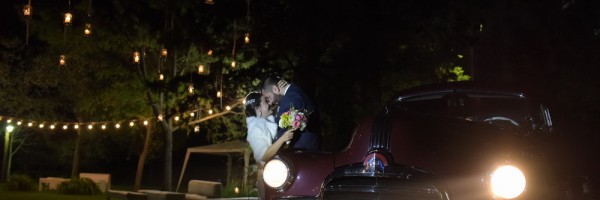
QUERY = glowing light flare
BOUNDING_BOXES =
[64,13,72,25]
[143,120,148,126]
[244,33,250,44]
[226,106,231,111]
[217,91,222,98]
[490,165,526,199]
[27,122,33,127]
[23,5,31,18]
[115,124,121,129]
[198,65,205,74]
[207,50,213,56]
[74,124,79,129]
[6,119,12,123]
[159,73,164,81]
[59,55,66,66]
[63,125,68,130]
[188,84,194,94]
[174,116,180,121]
[208,109,213,115]
[129,122,134,127]
[190,112,195,117]
[234,187,240,194]
[17,121,22,126]
[50,124,55,129]
[161,48,168,57]
[231,61,236,68]
[101,124,106,130]
[39,124,44,128]
[88,125,93,130]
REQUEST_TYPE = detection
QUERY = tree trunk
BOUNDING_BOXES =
[71,128,82,178]
[146,91,173,191]
[134,120,153,191]
[1,131,10,182]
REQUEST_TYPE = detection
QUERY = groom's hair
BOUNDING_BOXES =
[260,76,281,92]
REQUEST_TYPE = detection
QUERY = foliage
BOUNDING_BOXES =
[57,178,101,195]
[5,174,36,191]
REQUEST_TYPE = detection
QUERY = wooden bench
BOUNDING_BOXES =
[108,189,148,200]
[38,177,70,191]
[80,172,111,193]
[138,189,186,200]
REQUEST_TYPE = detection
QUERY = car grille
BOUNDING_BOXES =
[321,176,448,200]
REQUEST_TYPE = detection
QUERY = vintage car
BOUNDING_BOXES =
[262,82,595,200]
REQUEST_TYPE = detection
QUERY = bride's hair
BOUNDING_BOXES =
[244,92,262,117]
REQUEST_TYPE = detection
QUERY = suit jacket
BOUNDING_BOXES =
[274,84,320,150]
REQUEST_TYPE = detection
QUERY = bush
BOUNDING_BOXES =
[5,174,36,191]
[57,177,101,195]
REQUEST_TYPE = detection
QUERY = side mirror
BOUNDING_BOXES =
[539,104,553,133]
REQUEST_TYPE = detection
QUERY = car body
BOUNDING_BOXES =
[262,82,592,200]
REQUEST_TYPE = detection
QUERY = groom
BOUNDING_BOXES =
[260,76,320,150]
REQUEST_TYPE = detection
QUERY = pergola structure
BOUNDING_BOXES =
[176,141,252,192]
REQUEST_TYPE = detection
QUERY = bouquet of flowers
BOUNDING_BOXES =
[279,107,308,144]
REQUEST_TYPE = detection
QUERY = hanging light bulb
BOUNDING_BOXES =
[194,125,200,132]
[63,125,68,130]
[101,124,106,130]
[64,12,73,26]
[129,121,134,127]
[208,109,214,115]
[231,61,236,68]
[50,124,55,129]
[159,73,164,81]
[74,124,79,129]
[88,124,93,130]
[242,99,246,105]
[188,84,194,94]
[84,23,92,37]
[198,65,205,74]
[17,121,22,126]
[207,49,213,56]
[158,114,164,121]
[244,33,250,44]
[59,55,66,66]
[161,48,168,57]
[28,122,33,127]
[190,112,195,117]
[23,4,31,19]
[174,116,180,121]
[217,91,222,98]
[143,120,148,126]
[226,105,231,111]
[6,119,12,123]
[39,124,44,128]
[115,124,120,129]
[204,0,214,5]
[133,51,140,63]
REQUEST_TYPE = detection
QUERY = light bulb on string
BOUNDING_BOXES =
[217,91,222,98]
[194,125,200,133]
[226,106,231,111]
[207,50,213,56]
[6,119,12,123]
[133,51,140,63]
[50,125,55,130]
[208,109,214,115]
[27,122,33,127]
[39,124,44,128]
[244,33,250,44]
[23,4,31,19]
[101,124,106,130]
[59,55,66,66]
[174,116,180,121]
[190,112,195,117]
[188,84,194,94]
[129,121,134,127]
[88,124,93,130]
[17,121,22,126]
[161,48,168,57]
[198,65,205,74]
[84,23,92,37]
[143,120,148,126]
[231,61,236,68]
[159,73,164,81]
[115,124,120,129]
[74,124,79,129]
[158,114,164,121]
[63,125,68,130]
[64,12,72,26]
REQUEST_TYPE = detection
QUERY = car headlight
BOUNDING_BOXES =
[490,165,526,199]
[263,158,291,189]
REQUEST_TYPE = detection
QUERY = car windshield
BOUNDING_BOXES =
[393,90,531,128]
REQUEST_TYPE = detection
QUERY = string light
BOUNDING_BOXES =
[84,23,92,37]
[17,121,22,126]
[188,84,194,94]
[27,122,33,127]
[59,55,66,66]
[194,125,200,132]
[217,91,222,98]
[50,125,55,129]
[64,12,73,26]
[208,109,214,115]
[159,73,164,81]
[226,106,231,111]
[190,112,195,117]
[207,50,213,56]
[143,120,148,126]
[231,61,236,68]
[161,48,168,57]
[63,125,68,130]
[244,33,250,44]
[88,124,93,130]
[115,124,120,129]
[129,121,134,127]
[6,119,12,123]
[174,116,180,121]
[74,124,79,129]
[39,124,44,128]
[133,51,140,63]
[101,124,106,130]
[157,114,164,121]
[198,65,205,74]
[23,4,31,19]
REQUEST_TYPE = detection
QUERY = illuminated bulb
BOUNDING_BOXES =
[23,5,31,18]
[63,125,68,130]
[28,122,33,127]
[143,120,148,126]
[50,125,55,129]
[74,124,79,129]
[231,61,236,68]
[457,54,464,59]
[64,12,72,25]
[198,65,205,74]
[194,125,200,132]
[84,23,92,37]
[174,116,180,121]
[208,109,213,115]
[39,124,44,128]
[244,33,250,44]
[158,114,164,121]
[6,119,11,123]
[204,0,214,5]
[88,124,93,129]
[17,121,22,125]
[226,106,231,111]
[188,84,194,94]
[59,55,66,66]
[243,99,246,105]
[159,73,164,81]
[234,187,239,194]
[129,121,134,127]
[207,50,213,56]
[161,48,168,57]
[115,124,120,129]
[101,124,106,130]
[217,91,222,98]
[133,51,140,63]
[190,112,195,117]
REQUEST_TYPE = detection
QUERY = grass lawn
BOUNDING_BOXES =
[0,190,107,200]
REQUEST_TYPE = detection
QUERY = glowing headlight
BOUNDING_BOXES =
[490,165,526,199]
[263,159,290,188]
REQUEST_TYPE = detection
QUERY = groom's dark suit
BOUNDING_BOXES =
[274,84,320,150]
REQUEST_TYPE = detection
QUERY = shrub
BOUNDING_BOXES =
[57,177,101,195]
[5,174,36,191]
